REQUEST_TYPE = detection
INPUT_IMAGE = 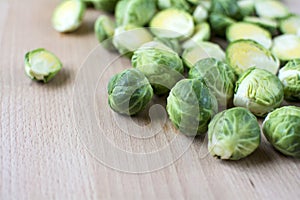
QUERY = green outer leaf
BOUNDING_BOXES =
[211,0,242,20]
[94,15,115,43]
[89,0,119,12]
[209,13,236,37]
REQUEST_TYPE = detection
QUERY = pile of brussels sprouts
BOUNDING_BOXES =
[28,0,300,160]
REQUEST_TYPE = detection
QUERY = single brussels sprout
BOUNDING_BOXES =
[234,68,284,117]
[263,106,300,158]
[237,0,254,17]
[209,13,236,37]
[113,25,153,56]
[94,15,115,43]
[182,41,225,69]
[280,15,300,35]
[271,34,300,62]
[150,8,194,40]
[24,48,63,83]
[193,4,208,23]
[88,0,119,12]
[157,0,192,12]
[226,39,280,75]
[244,16,278,36]
[182,23,211,49]
[108,68,153,115]
[278,59,300,101]
[211,0,242,20]
[132,41,184,95]
[226,22,272,49]
[188,58,237,109]
[52,0,86,33]
[254,0,290,19]
[208,107,261,160]
[167,79,218,136]
[115,0,156,26]
[153,37,182,55]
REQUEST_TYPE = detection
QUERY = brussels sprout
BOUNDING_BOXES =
[226,22,272,49]
[157,0,192,12]
[150,8,194,40]
[263,106,300,158]
[52,0,86,33]
[211,0,242,20]
[167,79,218,136]
[94,15,115,43]
[182,22,211,48]
[234,68,284,117]
[226,39,280,75]
[271,34,300,62]
[244,16,278,36]
[132,41,184,95]
[188,58,237,109]
[88,0,119,12]
[209,13,236,37]
[108,68,153,115]
[237,0,254,17]
[153,37,182,55]
[115,0,156,26]
[113,25,153,56]
[182,41,225,69]
[24,48,63,83]
[208,107,261,160]
[254,0,290,19]
[278,59,300,101]
[280,15,300,35]
[193,4,208,23]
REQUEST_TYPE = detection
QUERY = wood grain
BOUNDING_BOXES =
[1,0,300,199]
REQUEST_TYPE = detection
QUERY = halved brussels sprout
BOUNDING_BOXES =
[182,41,225,69]
[52,0,86,33]
[263,106,300,158]
[132,41,184,95]
[193,4,208,23]
[211,0,242,20]
[208,107,261,160]
[234,68,284,117]
[94,15,115,43]
[244,16,278,36]
[280,15,300,35]
[88,0,119,12]
[188,58,237,109]
[254,0,290,19]
[107,68,153,116]
[278,59,300,101]
[115,0,156,26]
[25,48,63,83]
[182,22,211,49]
[167,79,218,136]
[271,34,300,62]
[153,37,182,55]
[209,13,236,37]
[226,22,272,49]
[150,8,194,40]
[237,0,254,17]
[157,0,191,12]
[226,39,280,75]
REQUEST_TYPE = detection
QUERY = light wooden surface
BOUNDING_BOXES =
[1,0,300,199]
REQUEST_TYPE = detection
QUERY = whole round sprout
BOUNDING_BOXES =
[208,107,261,160]
[167,79,218,136]
[263,106,300,158]
[94,15,115,43]
[234,68,284,117]
[107,69,153,116]
[132,41,184,95]
[278,59,300,101]
[188,58,237,109]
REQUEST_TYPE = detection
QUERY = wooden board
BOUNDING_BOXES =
[1,0,300,199]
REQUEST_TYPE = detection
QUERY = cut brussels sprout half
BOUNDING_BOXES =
[150,8,194,40]
[52,0,86,33]
[263,106,300,158]
[244,16,278,36]
[208,107,261,160]
[157,0,191,12]
[182,22,211,48]
[132,41,184,95]
[107,68,153,116]
[153,37,182,55]
[193,4,208,23]
[182,41,225,69]
[272,34,300,62]
[25,48,63,83]
[113,25,153,56]
[234,68,284,117]
[88,0,119,12]
[254,0,290,19]
[226,22,272,49]
[188,58,237,109]
[278,59,300,101]
[209,13,236,37]
[94,15,115,43]
[237,0,254,17]
[280,15,300,35]
[115,0,156,26]
[226,39,279,75]
[167,79,218,136]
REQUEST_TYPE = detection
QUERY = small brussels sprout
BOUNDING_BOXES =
[188,58,237,109]
[244,16,278,36]
[52,0,86,33]
[234,68,284,117]
[112,25,153,56]
[94,15,115,43]
[108,68,153,116]
[263,106,300,158]
[182,23,211,49]
[150,8,194,40]
[278,59,300,101]
[167,79,218,136]
[89,0,119,12]
[237,0,255,17]
[115,0,156,26]
[226,39,280,75]
[271,34,300,62]
[132,41,184,95]
[211,0,242,20]
[153,37,182,55]
[193,4,208,23]
[280,15,300,35]
[157,0,192,12]
[226,22,272,49]
[209,13,236,37]
[254,0,290,19]
[208,107,261,160]
[24,48,63,83]
[182,41,225,69]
